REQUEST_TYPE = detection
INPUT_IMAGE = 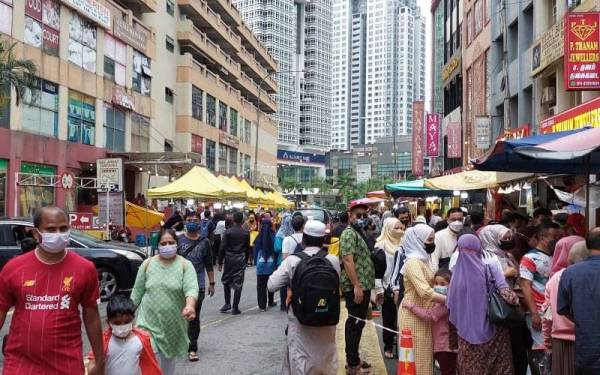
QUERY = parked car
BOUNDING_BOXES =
[293,208,333,233]
[0,219,146,300]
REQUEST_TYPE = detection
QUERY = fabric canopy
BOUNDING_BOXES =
[225,176,261,205]
[424,170,532,191]
[366,190,388,199]
[239,179,275,206]
[472,129,589,173]
[384,179,452,198]
[551,184,600,209]
[350,197,385,206]
[92,201,163,229]
[146,166,247,200]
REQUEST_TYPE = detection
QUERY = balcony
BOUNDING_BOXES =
[117,0,157,13]
[238,24,277,72]
[237,46,277,93]
[235,71,277,114]
[177,0,241,54]
[210,0,242,27]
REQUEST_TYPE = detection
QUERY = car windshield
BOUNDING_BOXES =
[298,210,326,223]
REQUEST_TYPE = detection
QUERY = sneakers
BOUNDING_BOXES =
[231,308,241,315]
[219,304,232,313]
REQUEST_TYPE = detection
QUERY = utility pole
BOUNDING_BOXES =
[501,0,511,131]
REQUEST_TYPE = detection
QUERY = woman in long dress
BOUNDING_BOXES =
[398,224,446,375]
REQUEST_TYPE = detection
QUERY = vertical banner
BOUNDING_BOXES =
[426,113,440,157]
[475,116,491,150]
[565,12,600,90]
[412,101,425,176]
[447,122,462,158]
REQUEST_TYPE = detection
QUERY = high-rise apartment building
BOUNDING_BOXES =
[234,0,332,184]
[331,0,425,151]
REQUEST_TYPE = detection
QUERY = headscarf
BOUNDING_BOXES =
[566,213,586,237]
[375,218,403,256]
[479,224,516,270]
[550,235,584,276]
[276,213,293,239]
[399,224,434,274]
[255,218,275,260]
[447,234,508,345]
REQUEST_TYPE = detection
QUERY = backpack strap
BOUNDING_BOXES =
[292,252,311,261]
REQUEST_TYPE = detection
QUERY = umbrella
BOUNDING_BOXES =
[366,190,388,199]
[350,197,385,207]
[384,179,453,198]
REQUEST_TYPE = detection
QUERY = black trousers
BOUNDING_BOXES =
[344,290,371,367]
[224,284,242,308]
[509,321,533,375]
[212,237,220,266]
[256,275,274,309]
[187,289,206,352]
[381,291,397,352]
[280,286,288,309]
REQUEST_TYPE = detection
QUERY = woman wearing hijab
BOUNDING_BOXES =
[254,216,277,311]
[543,238,587,375]
[479,224,520,285]
[398,224,446,375]
[244,213,259,266]
[374,218,404,358]
[447,234,519,375]
[274,214,293,311]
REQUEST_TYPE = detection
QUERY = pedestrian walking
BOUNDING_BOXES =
[87,295,162,375]
[244,212,259,266]
[558,229,600,374]
[177,211,216,361]
[543,238,588,375]
[397,224,444,375]
[373,217,404,358]
[402,269,456,375]
[218,211,250,315]
[447,234,519,375]
[255,216,277,311]
[131,229,199,374]
[340,202,375,374]
[0,206,105,375]
[213,212,226,266]
[268,220,341,375]
[274,213,293,310]
[520,222,560,374]
[431,207,464,272]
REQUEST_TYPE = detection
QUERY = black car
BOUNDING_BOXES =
[0,219,146,300]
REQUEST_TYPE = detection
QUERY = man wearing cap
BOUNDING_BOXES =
[340,202,375,374]
[268,220,341,375]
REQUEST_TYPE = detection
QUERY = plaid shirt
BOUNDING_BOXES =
[340,226,375,292]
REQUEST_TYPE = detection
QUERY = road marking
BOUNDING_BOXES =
[200,298,280,330]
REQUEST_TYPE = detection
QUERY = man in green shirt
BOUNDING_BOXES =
[340,202,375,374]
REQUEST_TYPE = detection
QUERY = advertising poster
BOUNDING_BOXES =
[447,122,462,158]
[426,113,440,157]
[411,101,424,176]
[565,12,600,90]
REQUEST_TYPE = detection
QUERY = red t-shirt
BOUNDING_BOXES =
[0,250,99,375]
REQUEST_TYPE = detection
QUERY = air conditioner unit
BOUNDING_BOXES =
[541,87,556,105]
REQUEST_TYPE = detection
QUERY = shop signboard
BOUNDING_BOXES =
[356,164,371,184]
[277,150,326,165]
[475,116,491,150]
[564,12,600,90]
[97,192,124,226]
[62,0,110,29]
[426,113,440,157]
[540,96,600,133]
[96,158,123,191]
[531,18,564,76]
[68,212,94,230]
[447,122,461,158]
[113,17,148,53]
[219,132,239,149]
[111,87,135,111]
[411,101,424,176]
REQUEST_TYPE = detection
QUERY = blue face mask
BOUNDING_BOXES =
[433,286,448,295]
[186,221,199,232]
[356,219,365,227]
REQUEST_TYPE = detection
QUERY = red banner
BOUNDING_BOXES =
[426,113,440,157]
[565,12,600,90]
[412,101,424,176]
[540,96,600,133]
[447,122,461,158]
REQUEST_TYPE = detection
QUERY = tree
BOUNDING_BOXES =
[0,41,37,105]
[334,173,356,204]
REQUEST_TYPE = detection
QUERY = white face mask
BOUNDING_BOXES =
[110,322,133,338]
[158,244,178,258]
[448,221,464,233]
[40,231,70,253]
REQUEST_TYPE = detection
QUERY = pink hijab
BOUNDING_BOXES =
[550,235,584,276]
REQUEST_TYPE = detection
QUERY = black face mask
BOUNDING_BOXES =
[401,219,410,226]
[499,239,515,251]
[424,242,436,254]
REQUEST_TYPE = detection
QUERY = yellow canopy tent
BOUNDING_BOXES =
[226,176,262,205]
[424,170,532,191]
[146,166,247,200]
[92,201,164,229]
[238,179,274,207]
[271,190,294,208]
[255,188,277,208]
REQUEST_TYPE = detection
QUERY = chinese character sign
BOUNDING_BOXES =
[412,101,424,176]
[447,122,462,158]
[426,113,440,157]
[565,12,600,90]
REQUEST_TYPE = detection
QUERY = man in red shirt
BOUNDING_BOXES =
[0,206,105,375]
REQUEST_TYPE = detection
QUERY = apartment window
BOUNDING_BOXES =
[243,154,251,178]
[192,86,203,121]
[466,11,471,44]
[218,102,227,131]
[0,0,13,36]
[165,87,174,104]
[22,78,58,137]
[0,84,9,128]
[218,144,228,173]
[68,91,95,145]
[69,14,97,72]
[244,119,251,143]
[206,94,216,126]
[166,0,174,15]
[191,134,202,154]
[568,0,581,10]
[24,0,59,55]
[131,114,150,152]
[474,0,483,35]
[166,35,174,53]
[133,50,151,96]
[206,140,216,171]
[104,105,125,151]
[230,108,238,136]
[228,147,237,175]
[104,34,126,86]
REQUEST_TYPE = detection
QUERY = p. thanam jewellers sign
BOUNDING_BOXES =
[277,150,325,165]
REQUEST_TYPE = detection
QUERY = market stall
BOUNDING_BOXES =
[424,170,532,191]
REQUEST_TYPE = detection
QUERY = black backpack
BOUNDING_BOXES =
[371,246,387,279]
[291,249,340,326]
[290,235,304,254]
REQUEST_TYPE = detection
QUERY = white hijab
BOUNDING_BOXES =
[400,224,435,274]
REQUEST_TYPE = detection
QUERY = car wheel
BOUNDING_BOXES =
[98,267,118,301]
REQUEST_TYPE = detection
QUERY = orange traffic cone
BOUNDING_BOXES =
[396,328,416,375]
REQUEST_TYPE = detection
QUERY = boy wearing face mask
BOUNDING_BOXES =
[431,207,465,272]
[87,295,162,375]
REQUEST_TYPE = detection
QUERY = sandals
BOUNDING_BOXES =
[188,351,199,362]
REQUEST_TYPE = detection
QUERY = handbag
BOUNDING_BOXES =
[485,264,525,326]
